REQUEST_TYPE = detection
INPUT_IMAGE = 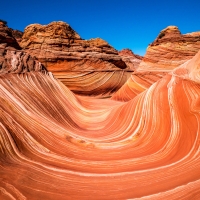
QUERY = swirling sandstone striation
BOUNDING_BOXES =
[139,26,200,70]
[111,71,167,101]
[1,32,200,199]
[20,21,131,96]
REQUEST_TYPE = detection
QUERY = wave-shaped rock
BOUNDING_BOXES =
[1,19,200,199]
[1,43,200,199]
[139,26,200,70]
[20,21,131,96]
[111,71,167,101]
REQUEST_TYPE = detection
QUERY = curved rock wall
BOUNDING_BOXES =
[111,71,167,101]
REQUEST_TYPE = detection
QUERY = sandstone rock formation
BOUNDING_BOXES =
[118,48,143,70]
[1,20,200,199]
[20,21,131,96]
[0,21,21,50]
[0,22,45,74]
[111,71,167,101]
[116,25,200,103]
[1,44,200,199]
[0,48,46,74]
[11,29,23,43]
[139,25,200,70]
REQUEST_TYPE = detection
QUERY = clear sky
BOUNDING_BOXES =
[1,0,200,56]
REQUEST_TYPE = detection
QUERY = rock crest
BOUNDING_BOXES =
[139,25,200,70]
[20,21,126,69]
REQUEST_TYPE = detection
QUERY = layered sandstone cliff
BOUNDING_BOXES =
[20,21,131,96]
[139,26,200,70]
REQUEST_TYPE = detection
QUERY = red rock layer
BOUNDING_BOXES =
[139,26,200,70]
[118,48,143,70]
[20,21,131,96]
[1,48,200,199]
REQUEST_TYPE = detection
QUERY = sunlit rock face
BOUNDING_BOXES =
[1,22,200,199]
[20,21,132,96]
[139,26,200,70]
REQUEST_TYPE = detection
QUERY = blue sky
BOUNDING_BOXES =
[1,0,200,56]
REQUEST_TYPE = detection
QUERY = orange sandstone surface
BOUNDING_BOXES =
[1,21,200,199]
[111,71,167,101]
